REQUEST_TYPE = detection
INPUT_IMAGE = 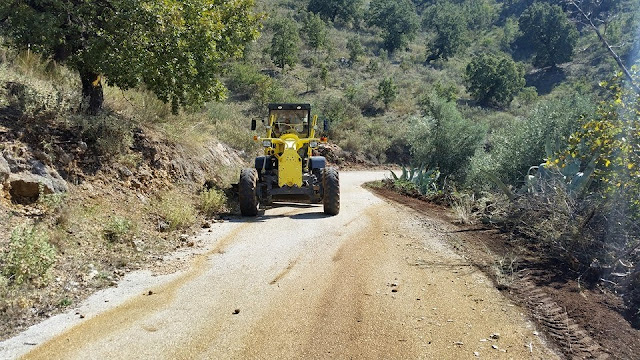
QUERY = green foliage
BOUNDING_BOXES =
[199,188,228,216]
[463,0,499,31]
[411,95,487,181]
[519,3,578,68]
[301,12,328,50]
[318,96,362,131]
[434,81,459,102]
[0,57,77,117]
[517,86,539,106]
[424,2,470,61]
[378,78,398,109]
[555,70,640,213]
[1,225,56,286]
[367,0,420,53]
[0,0,262,111]
[465,54,525,107]
[500,17,520,51]
[347,36,365,64]
[390,165,441,195]
[307,0,364,23]
[226,62,271,99]
[270,18,301,69]
[486,94,594,186]
[103,217,133,243]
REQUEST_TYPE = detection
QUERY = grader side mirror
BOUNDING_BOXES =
[251,119,257,131]
[323,119,329,132]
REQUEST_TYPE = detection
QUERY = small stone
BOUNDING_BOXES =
[79,314,85,319]
[391,289,398,293]
[148,290,154,296]
[202,222,211,228]
[533,331,539,336]
[480,339,488,342]
[490,333,500,340]
[157,221,170,232]
[187,241,195,247]
[180,234,189,241]
[473,352,479,357]
[454,342,464,346]
[118,166,133,178]
[491,345,498,350]
[232,309,240,315]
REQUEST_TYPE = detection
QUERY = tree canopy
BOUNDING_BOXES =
[367,0,420,54]
[465,54,525,107]
[307,0,363,24]
[519,3,578,68]
[0,0,262,113]
[301,12,328,51]
[270,18,300,69]
[423,2,470,61]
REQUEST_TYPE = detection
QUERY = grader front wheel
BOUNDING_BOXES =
[239,168,259,216]
[322,167,340,215]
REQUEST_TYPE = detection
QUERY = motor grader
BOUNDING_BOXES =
[238,103,340,216]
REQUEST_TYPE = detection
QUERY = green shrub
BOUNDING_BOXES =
[1,225,56,286]
[410,94,487,182]
[199,188,228,216]
[152,190,197,230]
[489,93,594,186]
[465,53,525,107]
[103,216,133,243]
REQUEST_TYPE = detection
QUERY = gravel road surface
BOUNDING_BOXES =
[3,171,558,359]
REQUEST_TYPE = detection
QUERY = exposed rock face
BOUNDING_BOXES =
[0,154,9,183]
[7,160,68,203]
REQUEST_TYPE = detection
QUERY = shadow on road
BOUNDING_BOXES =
[225,202,330,223]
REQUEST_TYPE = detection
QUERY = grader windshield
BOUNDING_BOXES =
[268,104,311,138]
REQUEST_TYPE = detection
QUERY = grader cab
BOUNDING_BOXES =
[238,103,340,216]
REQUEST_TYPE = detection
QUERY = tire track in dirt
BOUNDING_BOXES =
[511,273,610,360]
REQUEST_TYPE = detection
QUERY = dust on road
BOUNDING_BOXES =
[8,171,558,359]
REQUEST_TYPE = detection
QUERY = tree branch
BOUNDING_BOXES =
[567,0,640,94]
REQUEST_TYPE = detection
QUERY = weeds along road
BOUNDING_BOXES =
[8,171,558,360]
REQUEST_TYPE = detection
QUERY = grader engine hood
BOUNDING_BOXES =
[278,134,303,187]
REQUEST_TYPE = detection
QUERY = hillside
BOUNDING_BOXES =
[0,0,639,354]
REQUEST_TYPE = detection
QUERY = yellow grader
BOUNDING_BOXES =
[239,103,340,216]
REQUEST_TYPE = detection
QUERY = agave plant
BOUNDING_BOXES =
[390,164,440,195]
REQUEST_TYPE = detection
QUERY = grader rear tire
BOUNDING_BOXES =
[239,168,259,216]
[322,167,340,215]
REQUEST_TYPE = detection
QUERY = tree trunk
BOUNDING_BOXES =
[80,70,104,115]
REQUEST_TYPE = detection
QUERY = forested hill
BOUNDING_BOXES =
[236,0,639,186]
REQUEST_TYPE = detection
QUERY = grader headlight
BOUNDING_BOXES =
[262,139,272,147]
[284,139,297,149]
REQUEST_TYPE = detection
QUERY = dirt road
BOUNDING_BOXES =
[3,171,558,359]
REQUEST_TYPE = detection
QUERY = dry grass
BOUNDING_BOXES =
[151,189,198,231]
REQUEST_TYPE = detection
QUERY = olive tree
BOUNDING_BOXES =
[0,0,261,114]
[519,3,578,68]
[423,2,470,61]
[465,54,525,107]
[307,0,363,24]
[368,0,420,54]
